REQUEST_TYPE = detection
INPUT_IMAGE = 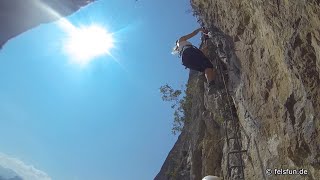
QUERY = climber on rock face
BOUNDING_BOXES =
[172,28,222,94]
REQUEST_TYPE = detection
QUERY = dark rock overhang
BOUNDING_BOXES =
[0,0,95,49]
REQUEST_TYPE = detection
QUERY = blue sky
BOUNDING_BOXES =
[0,0,202,179]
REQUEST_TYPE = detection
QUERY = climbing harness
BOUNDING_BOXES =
[202,28,247,180]
[180,44,203,70]
[179,44,198,57]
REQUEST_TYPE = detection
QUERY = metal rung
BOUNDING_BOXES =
[228,136,239,140]
[228,150,247,154]
[230,165,245,169]
[229,175,245,179]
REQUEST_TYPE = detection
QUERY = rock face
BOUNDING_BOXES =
[0,0,95,49]
[155,67,225,180]
[156,0,320,179]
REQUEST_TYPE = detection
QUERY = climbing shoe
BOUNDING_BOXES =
[207,81,224,95]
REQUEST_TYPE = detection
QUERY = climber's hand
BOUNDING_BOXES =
[198,27,205,32]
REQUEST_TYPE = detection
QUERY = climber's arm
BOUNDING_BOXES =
[178,28,204,42]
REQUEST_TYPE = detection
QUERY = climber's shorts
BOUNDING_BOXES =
[181,46,213,72]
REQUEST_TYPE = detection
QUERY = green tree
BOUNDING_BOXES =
[160,84,192,135]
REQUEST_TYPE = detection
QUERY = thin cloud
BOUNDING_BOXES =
[0,153,51,180]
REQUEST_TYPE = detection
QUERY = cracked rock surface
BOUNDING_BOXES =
[156,1,320,179]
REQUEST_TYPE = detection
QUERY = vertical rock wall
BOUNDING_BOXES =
[155,68,225,180]
[156,0,320,179]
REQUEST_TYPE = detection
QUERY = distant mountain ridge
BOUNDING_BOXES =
[0,176,23,180]
[0,165,22,180]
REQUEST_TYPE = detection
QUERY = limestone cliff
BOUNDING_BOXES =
[0,0,95,49]
[156,0,320,179]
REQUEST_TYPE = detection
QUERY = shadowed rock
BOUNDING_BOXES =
[0,0,95,49]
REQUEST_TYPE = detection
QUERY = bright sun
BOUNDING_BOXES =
[60,21,114,66]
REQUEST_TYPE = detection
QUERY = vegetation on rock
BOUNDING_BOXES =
[160,84,193,135]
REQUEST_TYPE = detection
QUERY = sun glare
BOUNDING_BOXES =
[59,20,114,66]
[37,0,115,67]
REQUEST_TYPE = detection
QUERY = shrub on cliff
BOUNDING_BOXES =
[160,84,192,135]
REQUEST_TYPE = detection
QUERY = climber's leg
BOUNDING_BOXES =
[204,67,216,83]
[206,67,223,94]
